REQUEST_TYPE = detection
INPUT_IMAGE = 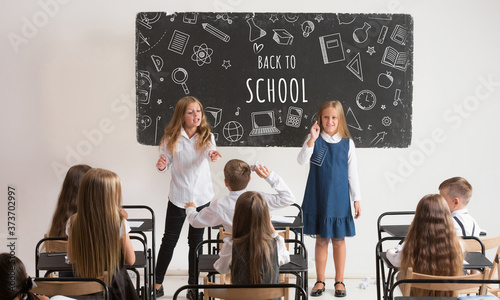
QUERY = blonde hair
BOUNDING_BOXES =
[400,194,463,297]
[224,159,251,191]
[232,192,275,284]
[69,168,124,285]
[439,177,473,205]
[316,100,351,139]
[159,96,212,153]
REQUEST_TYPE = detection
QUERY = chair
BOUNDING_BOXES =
[173,283,307,300]
[482,235,500,296]
[126,235,149,300]
[43,234,68,253]
[123,204,156,300]
[31,277,109,300]
[396,266,489,297]
[35,236,69,277]
[376,236,405,300]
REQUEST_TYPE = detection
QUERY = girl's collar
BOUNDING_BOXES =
[320,131,341,142]
[182,127,197,139]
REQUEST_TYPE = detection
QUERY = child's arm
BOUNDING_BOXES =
[156,155,168,171]
[255,165,296,209]
[185,200,223,228]
[157,140,173,172]
[213,237,232,274]
[122,220,135,266]
[297,122,320,165]
[348,139,362,218]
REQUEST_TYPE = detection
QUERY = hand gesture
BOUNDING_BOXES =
[156,155,168,171]
[184,202,197,209]
[208,150,222,162]
[310,121,320,140]
[254,164,271,179]
[120,209,129,219]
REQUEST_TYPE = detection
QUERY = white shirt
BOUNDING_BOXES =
[159,129,216,208]
[297,132,361,202]
[452,209,482,237]
[186,171,296,233]
[213,232,291,274]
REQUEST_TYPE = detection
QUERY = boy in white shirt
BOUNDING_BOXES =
[185,159,296,233]
[439,177,483,237]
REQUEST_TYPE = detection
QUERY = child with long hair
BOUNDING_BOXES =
[297,100,361,297]
[47,164,91,238]
[213,191,289,292]
[154,96,221,299]
[66,168,137,300]
[386,194,464,297]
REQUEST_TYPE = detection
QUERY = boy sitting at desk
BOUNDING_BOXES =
[185,159,296,233]
[439,177,484,237]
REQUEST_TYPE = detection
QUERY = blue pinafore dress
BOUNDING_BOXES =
[302,136,356,239]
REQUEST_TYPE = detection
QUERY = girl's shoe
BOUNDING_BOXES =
[310,281,326,297]
[153,285,164,298]
[334,281,347,297]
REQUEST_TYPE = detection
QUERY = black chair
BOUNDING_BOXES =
[173,283,307,300]
[123,204,156,300]
[195,238,308,299]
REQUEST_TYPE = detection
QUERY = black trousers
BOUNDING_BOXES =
[155,200,207,285]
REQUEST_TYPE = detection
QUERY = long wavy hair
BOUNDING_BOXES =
[69,168,124,285]
[231,191,275,284]
[48,164,91,237]
[400,194,464,297]
[316,100,351,139]
[0,253,39,300]
[159,96,212,153]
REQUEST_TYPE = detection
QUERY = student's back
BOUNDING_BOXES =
[67,168,137,300]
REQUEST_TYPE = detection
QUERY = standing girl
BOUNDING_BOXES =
[154,96,221,299]
[67,168,137,300]
[297,100,361,297]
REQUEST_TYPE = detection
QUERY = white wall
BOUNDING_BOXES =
[2,0,500,279]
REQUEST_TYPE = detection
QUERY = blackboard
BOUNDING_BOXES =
[136,12,413,148]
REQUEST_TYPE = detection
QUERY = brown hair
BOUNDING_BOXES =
[231,192,275,284]
[316,100,351,139]
[48,164,92,237]
[0,253,40,300]
[400,194,463,297]
[159,96,212,153]
[439,177,473,205]
[69,168,124,285]
[224,159,251,191]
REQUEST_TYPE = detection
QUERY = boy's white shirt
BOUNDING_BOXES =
[214,232,291,274]
[185,171,295,233]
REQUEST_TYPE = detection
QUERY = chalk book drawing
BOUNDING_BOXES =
[135,12,413,148]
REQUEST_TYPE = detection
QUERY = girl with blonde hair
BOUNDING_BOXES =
[67,168,137,300]
[297,100,361,297]
[154,96,221,299]
[387,194,464,297]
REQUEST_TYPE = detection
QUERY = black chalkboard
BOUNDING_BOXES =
[136,12,413,148]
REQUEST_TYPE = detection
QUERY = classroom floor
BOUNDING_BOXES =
[154,275,378,299]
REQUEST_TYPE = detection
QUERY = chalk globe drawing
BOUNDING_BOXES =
[223,121,244,142]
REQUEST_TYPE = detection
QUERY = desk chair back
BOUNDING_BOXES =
[173,283,306,300]
[400,266,489,297]
[31,277,109,300]
[481,235,500,296]
[43,234,68,253]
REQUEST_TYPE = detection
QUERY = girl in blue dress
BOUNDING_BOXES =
[297,100,361,297]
